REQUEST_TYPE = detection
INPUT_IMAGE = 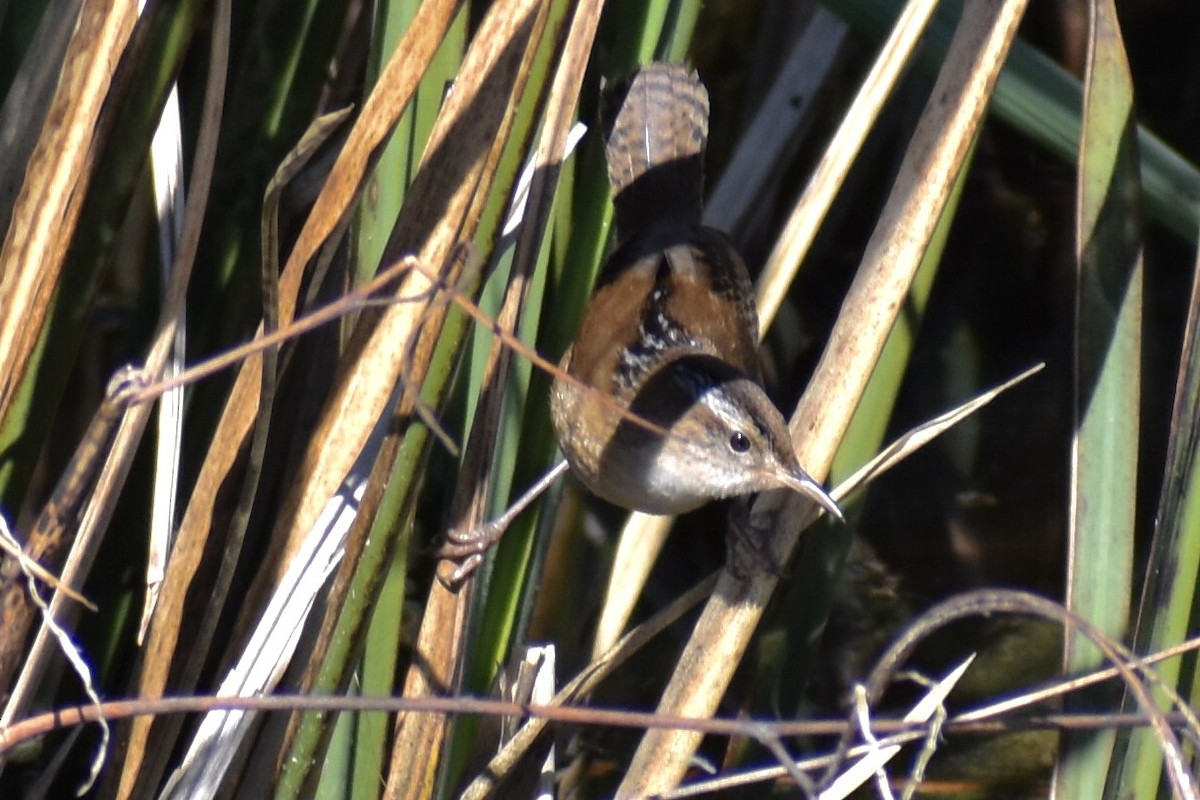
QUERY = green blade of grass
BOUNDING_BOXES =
[1057,2,1142,798]
[1112,115,1200,800]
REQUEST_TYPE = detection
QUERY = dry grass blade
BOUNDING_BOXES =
[833,363,1045,501]
[0,0,138,425]
[0,0,79,232]
[619,2,1032,794]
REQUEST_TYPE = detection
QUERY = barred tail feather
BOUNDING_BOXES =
[603,63,708,235]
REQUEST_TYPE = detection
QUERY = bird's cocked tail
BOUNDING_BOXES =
[603,63,709,237]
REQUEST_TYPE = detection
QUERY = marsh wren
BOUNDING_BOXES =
[549,63,841,520]
[441,64,839,583]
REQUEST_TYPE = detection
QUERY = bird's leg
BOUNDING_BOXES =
[438,459,571,586]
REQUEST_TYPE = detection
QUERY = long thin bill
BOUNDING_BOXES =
[780,466,844,522]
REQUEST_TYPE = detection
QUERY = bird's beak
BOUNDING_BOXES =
[779,466,844,522]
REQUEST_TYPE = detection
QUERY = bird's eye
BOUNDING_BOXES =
[729,431,751,453]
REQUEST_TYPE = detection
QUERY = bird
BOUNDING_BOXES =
[439,63,840,586]
[548,62,842,521]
